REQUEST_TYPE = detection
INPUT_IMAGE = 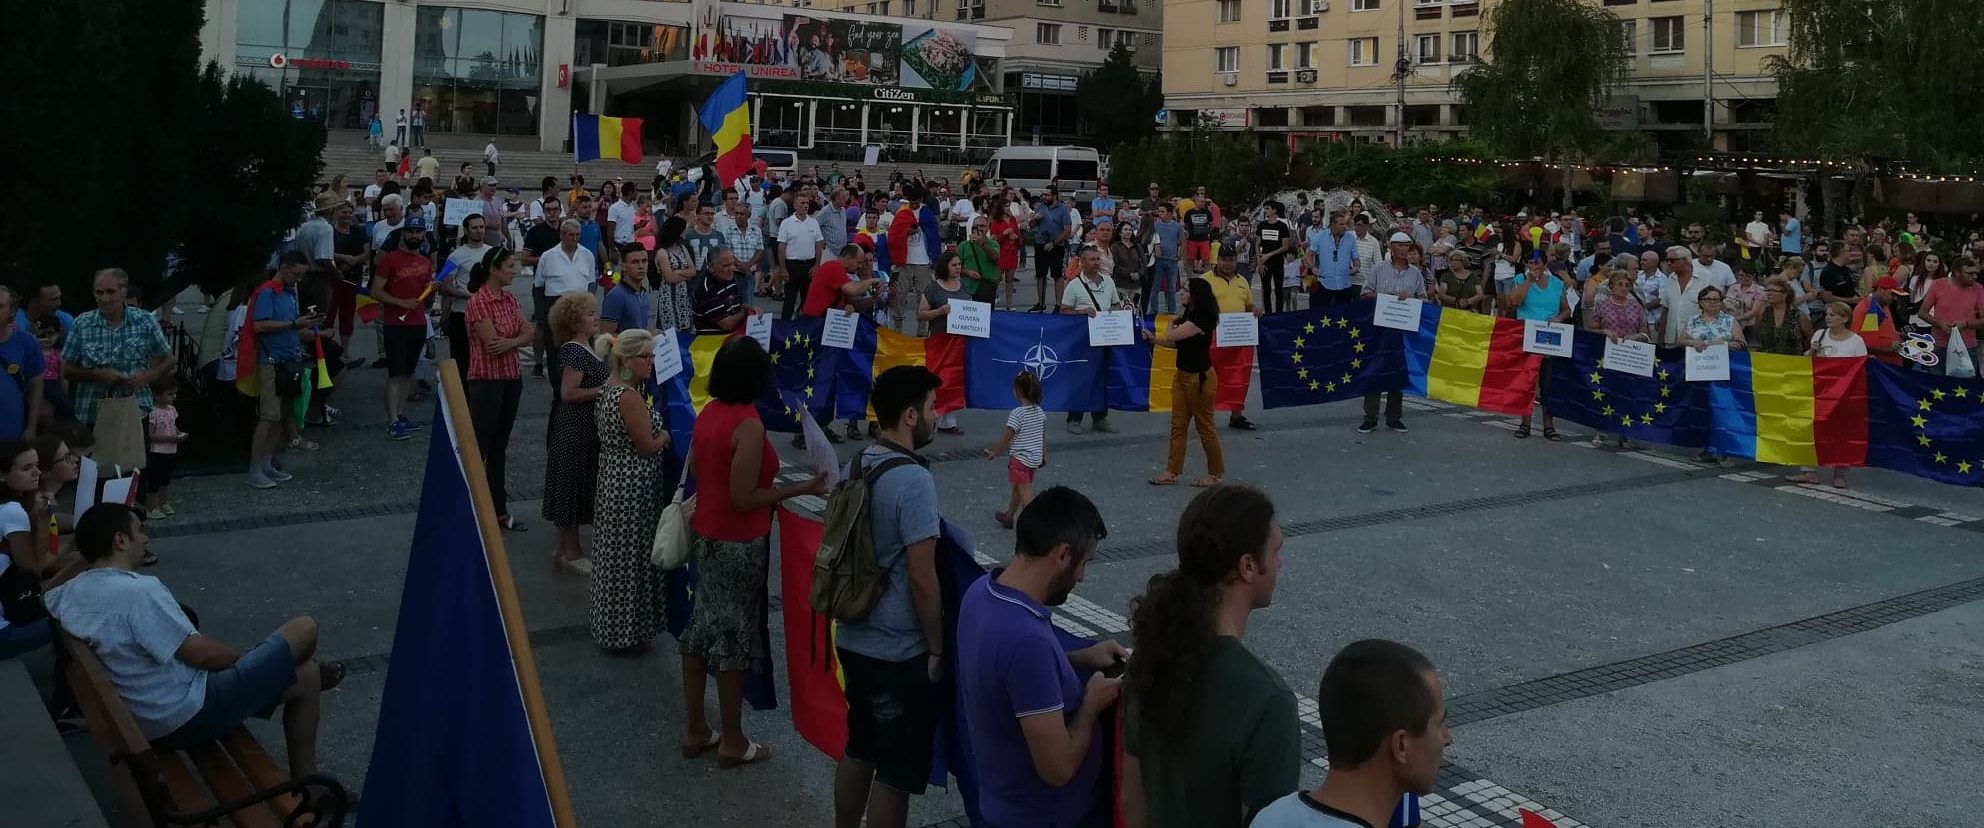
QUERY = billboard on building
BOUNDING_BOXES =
[897,24,979,91]
[783,13,902,86]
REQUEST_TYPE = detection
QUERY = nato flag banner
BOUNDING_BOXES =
[966,312,1106,412]
[360,393,564,827]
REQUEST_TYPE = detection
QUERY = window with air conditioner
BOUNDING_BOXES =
[1217,0,1242,22]
[1299,0,1324,15]
[1297,41,1317,68]
[1349,36,1378,65]
[1038,22,1062,43]
[1619,20,1636,55]
[1651,16,1683,52]
[1416,33,1440,63]
[1736,10,1783,47]
[1268,43,1288,70]
[1352,0,1379,10]
[1449,31,1477,62]
[1215,46,1239,73]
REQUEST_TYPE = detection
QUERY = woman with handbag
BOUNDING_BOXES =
[677,337,825,767]
[465,248,533,532]
[590,329,668,655]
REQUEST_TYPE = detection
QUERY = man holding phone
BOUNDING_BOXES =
[247,252,323,488]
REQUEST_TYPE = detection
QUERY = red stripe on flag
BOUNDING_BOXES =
[1212,346,1253,412]
[715,137,754,188]
[776,510,847,759]
[618,117,644,164]
[925,331,967,415]
[1811,356,1869,467]
[1476,317,1542,415]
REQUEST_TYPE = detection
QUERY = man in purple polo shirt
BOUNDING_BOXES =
[957,487,1129,828]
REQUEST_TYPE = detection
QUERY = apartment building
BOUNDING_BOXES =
[1161,0,1785,152]
[813,0,1161,143]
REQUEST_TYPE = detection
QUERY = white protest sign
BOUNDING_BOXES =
[443,198,482,227]
[1087,310,1135,347]
[1216,313,1259,348]
[651,331,684,384]
[1685,343,1731,382]
[947,300,993,339]
[1373,295,1424,331]
[1522,320,1575,358]
[821,308,860,349]
[1602,338,1658,378]
[745,313,773,351]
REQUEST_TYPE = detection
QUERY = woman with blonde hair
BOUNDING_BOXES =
[1752,275,1812,356]
[542,292,608,574]
[588,328,669,655]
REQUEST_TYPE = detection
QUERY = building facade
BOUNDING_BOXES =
[1161,0,1784,152]
[199,0,1015,158]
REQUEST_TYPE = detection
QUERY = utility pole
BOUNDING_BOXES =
[1393,0,1408,148]
[1702,0,1715,147]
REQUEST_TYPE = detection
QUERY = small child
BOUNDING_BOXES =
[143,378,188,520]
[982,371,1045,529]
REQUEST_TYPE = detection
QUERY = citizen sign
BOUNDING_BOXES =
[872,87,916,102]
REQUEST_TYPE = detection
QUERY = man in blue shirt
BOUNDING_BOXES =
[247,252,320,489]
[1143,205,1185,316]
[1306,212,1361,306]
[1088,184,1118,228]
[1778,209,1802,256]
[600,245,653,333]
[957,487,1126,828]
[0,287,46,439]
[1030,189,1074,312]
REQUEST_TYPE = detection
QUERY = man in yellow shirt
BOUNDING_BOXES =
[1196,247,1265,430]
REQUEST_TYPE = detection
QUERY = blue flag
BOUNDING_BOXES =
[1259,302,1406,409]
[360,399,559,827]
[1543,330,1714,449]
[967,312,1106,412]
[1865,361,1984,486]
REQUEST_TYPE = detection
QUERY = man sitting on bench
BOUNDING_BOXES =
[44,503,346,779]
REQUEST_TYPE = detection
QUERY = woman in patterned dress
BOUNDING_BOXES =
[588,329,668,654]
[542,292,607,575]
[653,215,696,334]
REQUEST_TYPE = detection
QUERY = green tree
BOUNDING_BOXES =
[1769,0,1984,168]
[1075,44,1162,151]
[1449,0,1631,163]
[177,67,326,298]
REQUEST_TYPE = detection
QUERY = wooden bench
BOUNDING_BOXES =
[57,629,350,828]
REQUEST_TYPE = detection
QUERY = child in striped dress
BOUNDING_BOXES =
[981,371,1045,530]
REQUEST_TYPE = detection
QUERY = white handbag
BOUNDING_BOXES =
[650,451,695,570]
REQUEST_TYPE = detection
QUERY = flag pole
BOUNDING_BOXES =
[437,360,580,828]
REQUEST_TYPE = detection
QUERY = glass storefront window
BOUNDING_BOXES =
[235,0,383,130]
[574,20,690,67]
[413,8,545,135]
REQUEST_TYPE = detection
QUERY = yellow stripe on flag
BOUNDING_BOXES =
[1424,308,1494,408]
[687,334,727,412]
[866,328,926,421]
[1150,314,1177,414]
[596,117,623,160]
[1749,352,1819,466]
[711,109,751,156]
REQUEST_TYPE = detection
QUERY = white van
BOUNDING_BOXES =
[984,146,1104,203]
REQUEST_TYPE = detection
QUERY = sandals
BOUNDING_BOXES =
[498,515,528,532]
[1542,427,1562,442]
[288,437,321,452]
[717,741,772,769]
[1148,473,1180,486]
[1190,475,1222,488]
[1513,423,1531,439]
[679,731,721,759]
[318,659,348,692]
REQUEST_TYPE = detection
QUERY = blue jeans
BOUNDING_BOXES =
[0,618,51,660]
[1145,258,1179,315]
[154,633,295,747]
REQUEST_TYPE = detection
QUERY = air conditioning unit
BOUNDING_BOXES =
[1221,71,1238,86]
[1296,68,1318,83]
[1317,0,1328,9]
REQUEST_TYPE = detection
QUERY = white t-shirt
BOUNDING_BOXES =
[538,245,597,297]
[1746,221,1772,248]
[905,219,932,266]
[1811,329,1868,357]
[370,219,404,248]
[949,198,977,225]
[777,215,824,262]
[607,200,638,244]
[0,502,29,633]
[44,568,209,739]
[444,242,489,313]
[657,158,674,177]
[1060,273,1121,312]
[363,183,383,202]
[1250,793,1365,828]
[1694,257,1737,290]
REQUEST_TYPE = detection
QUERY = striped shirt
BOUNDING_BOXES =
[1005,405,1045,468]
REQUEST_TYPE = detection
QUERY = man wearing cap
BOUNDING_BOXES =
[1853,277,1906,367]
[294,193,341,282]
[1359,233,1430,434]
[477,177,505,235]
[1197,245,1265,431]
[371,216,433,441]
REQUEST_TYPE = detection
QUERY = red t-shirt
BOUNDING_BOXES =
[802,259,854,318]
[373,249,432,327]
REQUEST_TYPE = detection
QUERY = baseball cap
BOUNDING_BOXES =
[1873,276,1903,292]
[1388,231,1412,244]
[481,176,499,186]
[401,215,428,231]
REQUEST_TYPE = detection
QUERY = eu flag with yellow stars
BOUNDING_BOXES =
[1865,362,1984,486]
[1259,301,1405,409]
[1544,330,1712,447]
[767,317,841,423]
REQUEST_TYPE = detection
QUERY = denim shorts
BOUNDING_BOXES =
[838,647,938,795]
[155,632,294,747]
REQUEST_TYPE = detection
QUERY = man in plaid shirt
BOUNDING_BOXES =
[61,268,172,426]
[718,189,765,303]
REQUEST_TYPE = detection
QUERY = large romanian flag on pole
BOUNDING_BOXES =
[698,70,753,186]
[572,113,644,163]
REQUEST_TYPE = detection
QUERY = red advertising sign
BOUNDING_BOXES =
[289,57,351,70]
[557,64,569,88]
[694,61,799,80]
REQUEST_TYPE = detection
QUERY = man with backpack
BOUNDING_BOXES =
[828,365,946,828]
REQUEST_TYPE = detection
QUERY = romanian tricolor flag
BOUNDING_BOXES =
[1401,305,1541,415]
[1705,351,1868,467]
[697,71,753,187]
[572,113,644,164]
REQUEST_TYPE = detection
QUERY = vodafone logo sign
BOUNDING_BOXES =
[269,53,288,68]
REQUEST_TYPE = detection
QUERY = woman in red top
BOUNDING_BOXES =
[678,337,826,767]
[989,207,1022,310]
[464,248,533,531]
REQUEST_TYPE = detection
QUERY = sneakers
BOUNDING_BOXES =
[994,510,1014,529]
[1385,420,1409,433]
[160,503,176,516]
[267,467,295,483]
[401,416,423,433]
[1067,421,1088,435]
[1092,419,1118,434]
[246,473,278,489]
[1227,415,1258,431]
[1357,419,1378,434]
[146,507,169,521]
[389,420,412,441]
[845,422,864,441]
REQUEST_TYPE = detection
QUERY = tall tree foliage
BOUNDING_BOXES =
[1769,0,1984,168]
[1075,44,1163,151]
[180,67,326,298]
[1105,125,1287,208]
[0,0,318,306]
[1449,0,1631,162]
